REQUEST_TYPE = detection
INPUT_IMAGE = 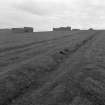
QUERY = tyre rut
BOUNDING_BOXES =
[7,31,100,105]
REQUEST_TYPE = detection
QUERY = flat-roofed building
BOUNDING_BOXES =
[24,27,33,32]
[12,28,25,33]
[72,29,80,31]
[12,27,33,33]
[53,26,71,31]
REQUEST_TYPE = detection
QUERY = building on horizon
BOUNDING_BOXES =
[12,27,33,33]
[72,29,80,31]
[53,26,71,31]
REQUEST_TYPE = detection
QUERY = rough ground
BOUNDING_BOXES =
[0,30,105,105]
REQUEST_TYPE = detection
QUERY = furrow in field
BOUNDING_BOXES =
[0,31,77,53]
[0,39,72,68]
[6,31,99,105]
[0,30,93,56]
[0,34,79,68]
[0,31,95,70]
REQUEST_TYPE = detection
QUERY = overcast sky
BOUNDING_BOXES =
[0,0,105,31]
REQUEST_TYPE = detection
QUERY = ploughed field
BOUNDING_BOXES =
[0,30,105,105]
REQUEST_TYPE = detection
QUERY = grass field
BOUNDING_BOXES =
[0,30,105,105]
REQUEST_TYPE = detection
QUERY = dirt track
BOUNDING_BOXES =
[0,30,105,105]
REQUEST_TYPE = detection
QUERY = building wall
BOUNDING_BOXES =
[12,27,33,33]
[72,29,80,31]
[53,27,71,31]
[12,28,25,33]
[24,27,33,32]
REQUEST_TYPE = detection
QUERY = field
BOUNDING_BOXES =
[0,30,105,105]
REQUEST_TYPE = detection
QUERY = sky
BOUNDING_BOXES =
[0,0,105,31]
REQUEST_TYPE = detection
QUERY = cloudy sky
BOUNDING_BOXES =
[0,0,105,31]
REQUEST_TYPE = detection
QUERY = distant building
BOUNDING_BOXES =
[24,27,33,32]
[72,29,80,31]
[53,26,71,31]
[12,28,25,33]
[12,27,33,33]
